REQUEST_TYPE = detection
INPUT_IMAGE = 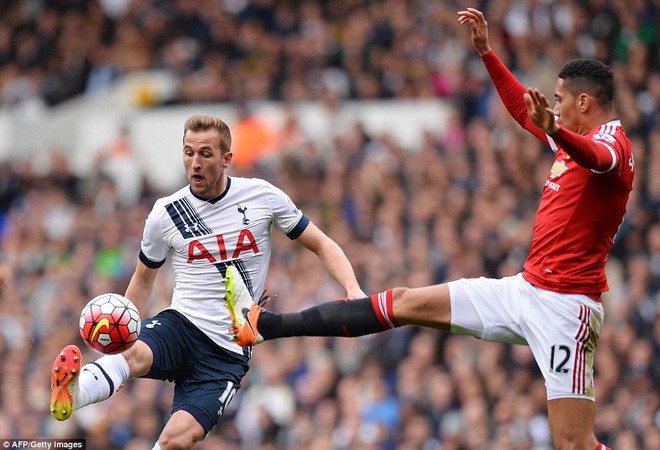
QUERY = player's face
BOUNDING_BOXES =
[552,78,579,133]
[183,128,232,199]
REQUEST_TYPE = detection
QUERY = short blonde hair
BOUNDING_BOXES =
[183,115,232,154]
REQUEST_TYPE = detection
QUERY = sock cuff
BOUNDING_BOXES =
[96,353,130,394]
[370,289,399,329]
[76,353,130,410]
[103,353,131,379]
[595,444,611,450]
[89,361,115,394]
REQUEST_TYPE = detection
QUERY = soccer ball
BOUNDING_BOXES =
[79,293,141,354]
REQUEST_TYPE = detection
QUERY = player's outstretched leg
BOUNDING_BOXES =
[50,344,81,421]
[224,265,264,346]
[225,263,399,347]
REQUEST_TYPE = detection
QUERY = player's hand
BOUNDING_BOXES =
[524,88,559,134]
[457,7,491,56]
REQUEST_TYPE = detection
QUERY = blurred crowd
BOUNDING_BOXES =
[1,0,659,449]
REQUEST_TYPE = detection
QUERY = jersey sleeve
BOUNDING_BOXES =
[547,127,617,172]
[139,203,168,268]
[263,182,308,239]
[481,51,548,143]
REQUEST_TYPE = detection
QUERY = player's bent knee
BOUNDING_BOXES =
[158,410,205,450]
[158,429,201,450]
[157,436,192,450]
[123,340,153,377]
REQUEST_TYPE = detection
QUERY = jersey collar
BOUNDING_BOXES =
[189,176,231,204]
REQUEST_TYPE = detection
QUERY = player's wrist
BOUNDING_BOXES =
[546,123,560,135]
[478,46,492,57]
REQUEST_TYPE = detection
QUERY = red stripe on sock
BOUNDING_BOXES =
[370,290,399,329]
[594,444,611,450]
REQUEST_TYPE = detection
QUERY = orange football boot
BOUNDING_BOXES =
[224,266,264,346]
[50,344,81,421]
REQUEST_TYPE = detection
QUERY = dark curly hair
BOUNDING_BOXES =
[558,59,614,110]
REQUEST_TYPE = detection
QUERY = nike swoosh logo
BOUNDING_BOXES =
[90,318,110,341]
[242,308,256,336]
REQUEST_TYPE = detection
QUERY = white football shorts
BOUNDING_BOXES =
[448,273,604,401]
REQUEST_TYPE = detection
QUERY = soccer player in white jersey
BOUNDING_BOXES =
[50,115,366,449]
[225,8,633,450]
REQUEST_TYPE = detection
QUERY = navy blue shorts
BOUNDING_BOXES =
[139,309,250,434]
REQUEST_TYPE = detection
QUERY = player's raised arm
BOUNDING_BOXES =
[458,8,548,143]
[457,7,491,56]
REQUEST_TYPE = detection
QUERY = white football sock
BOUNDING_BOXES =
[151,443,162,450]
[74,354,130,410]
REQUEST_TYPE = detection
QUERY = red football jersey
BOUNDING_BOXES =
[482,51,635,296]
[522,122,634,295]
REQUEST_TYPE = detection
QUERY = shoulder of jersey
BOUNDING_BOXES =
[590,120,622,145]
[228,176,275,191]
[230,176,271,185]
[153,186,190,208]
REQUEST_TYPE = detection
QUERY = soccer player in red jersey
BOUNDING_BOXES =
[226,7,632,450]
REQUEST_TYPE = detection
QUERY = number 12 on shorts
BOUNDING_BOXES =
[549,344,571,373]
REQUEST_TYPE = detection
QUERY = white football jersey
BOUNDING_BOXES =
[139,176,308,355]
